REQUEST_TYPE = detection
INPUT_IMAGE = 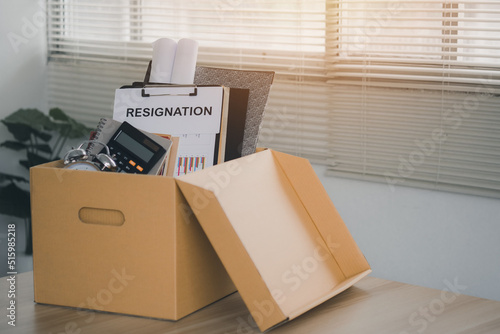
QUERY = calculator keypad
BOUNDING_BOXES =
[107,146,145,174]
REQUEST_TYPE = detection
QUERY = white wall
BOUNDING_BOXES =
[0,0,47,173]
[0,0,47,274]
[313,163,500,302]
[0,0,47,117]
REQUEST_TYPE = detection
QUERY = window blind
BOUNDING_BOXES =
[47,0,500,198]
[326,1,500,198]
[47,0,331,163]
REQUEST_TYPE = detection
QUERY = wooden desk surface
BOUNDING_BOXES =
[1,272,499,334]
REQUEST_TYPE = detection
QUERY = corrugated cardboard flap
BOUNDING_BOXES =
[176,149,371,332]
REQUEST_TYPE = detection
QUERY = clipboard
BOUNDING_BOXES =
[113,83,229,176]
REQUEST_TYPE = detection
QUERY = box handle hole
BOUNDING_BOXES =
[79,207,125,226]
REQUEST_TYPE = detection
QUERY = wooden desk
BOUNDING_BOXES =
[1,272,499,333]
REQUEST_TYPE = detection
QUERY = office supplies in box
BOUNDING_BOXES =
[113,85,230,176]
[30,149,370,329]
[30,161,236,320]
[89,118,179,176]
[177,149,372,332]
[144,37,270,162]
[141,62,274,160]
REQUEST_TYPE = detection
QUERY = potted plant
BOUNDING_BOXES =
[0,108,93,254]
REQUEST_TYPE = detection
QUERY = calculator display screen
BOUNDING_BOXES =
[114,131,154,162]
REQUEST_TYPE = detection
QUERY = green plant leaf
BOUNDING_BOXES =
[31,127,53,142]
[1,121,33,142]
[67,119,93,139]
[0,172,29,184]
[3,108,56,132]
[49,107,69,121]
[50,110,93,139]
[19,160,31,170]
[0,182,31,219]
[27,151,52,165]
[20,152,52,169]
[2,119,52,143]
[0,140,27,151]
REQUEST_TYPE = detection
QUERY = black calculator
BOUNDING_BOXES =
[103,122,167,174]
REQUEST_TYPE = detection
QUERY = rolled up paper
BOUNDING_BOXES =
[170,38,199,84]
[150,38,177,83]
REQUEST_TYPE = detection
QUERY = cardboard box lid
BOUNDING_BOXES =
[176,149,371,332]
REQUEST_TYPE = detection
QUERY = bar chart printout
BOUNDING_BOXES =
[177,156,206,176]
[172,133,215,177]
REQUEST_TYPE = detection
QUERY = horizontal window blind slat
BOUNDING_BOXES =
[327,79,500,93]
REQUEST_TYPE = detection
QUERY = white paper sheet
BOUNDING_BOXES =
[171,38,198,84]
[150,38,177,83]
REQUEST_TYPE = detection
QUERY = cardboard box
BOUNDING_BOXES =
[30,160,236,320]
[177,149,371,331]
[31,149,370,330]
